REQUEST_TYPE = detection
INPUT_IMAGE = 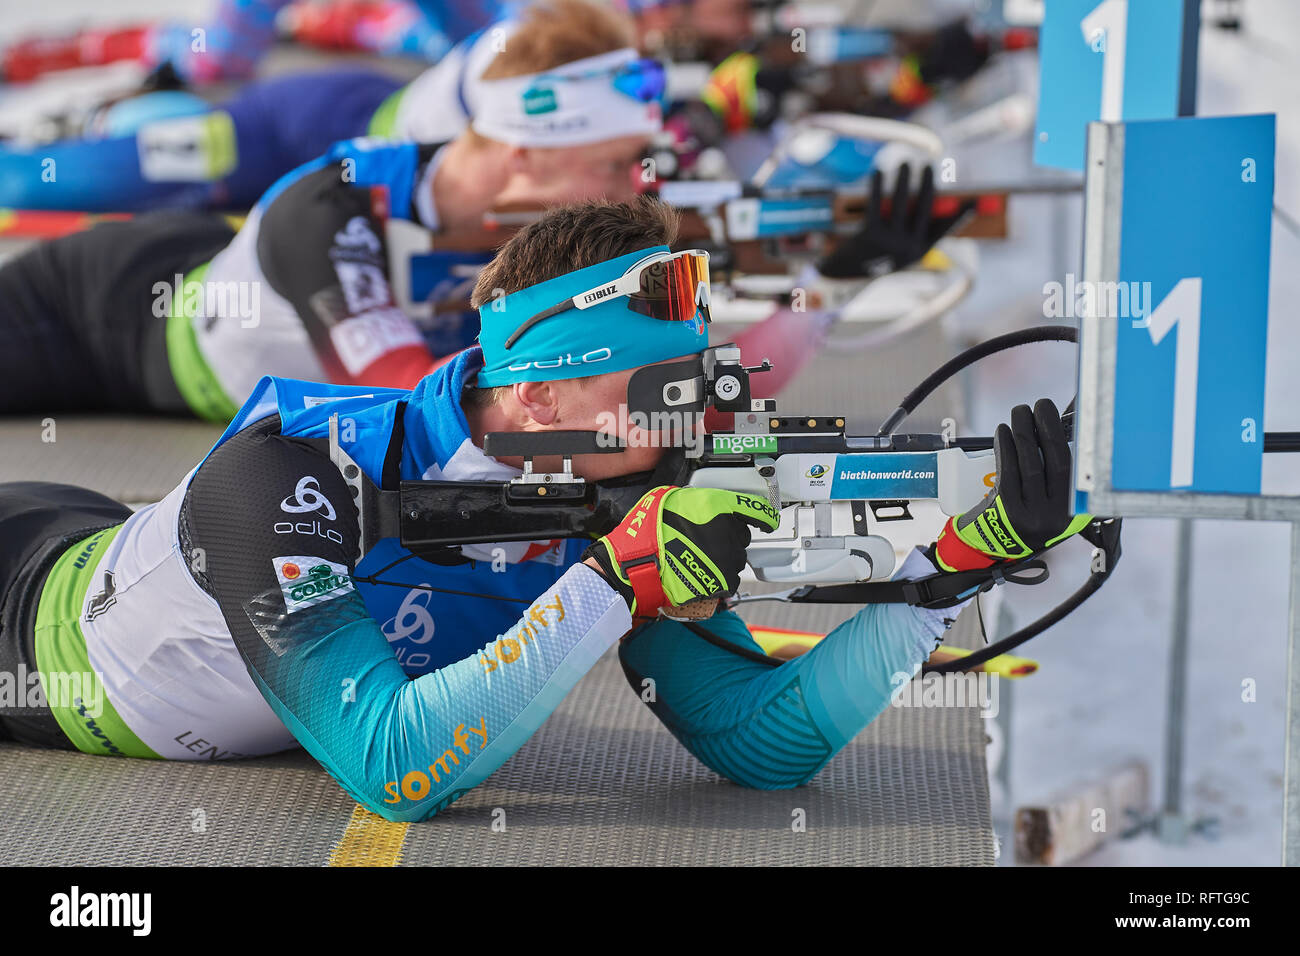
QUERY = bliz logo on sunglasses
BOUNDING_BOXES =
[507,347,612,372]
[582,284,619,304]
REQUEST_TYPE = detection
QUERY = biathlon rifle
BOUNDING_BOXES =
[650,12,1032,122]
[328,326,1153,673]
[384,173,1009,320]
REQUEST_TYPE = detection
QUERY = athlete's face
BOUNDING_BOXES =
[500,134,652,206]
[517,356,705,481]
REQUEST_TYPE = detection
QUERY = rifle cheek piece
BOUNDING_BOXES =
[626,355,707,419]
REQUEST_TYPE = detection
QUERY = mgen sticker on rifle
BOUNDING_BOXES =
[712,433,777,455]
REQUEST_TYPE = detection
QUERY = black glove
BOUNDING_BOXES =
[816,163,974,279]
[933,399,1093,571]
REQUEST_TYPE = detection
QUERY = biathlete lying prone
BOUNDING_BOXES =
[0,198,1088,819]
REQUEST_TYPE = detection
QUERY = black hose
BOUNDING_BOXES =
[922,563,1111,674]
[876,325,1079,436]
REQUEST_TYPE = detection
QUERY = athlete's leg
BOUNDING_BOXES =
[618,606,941,788]
[0,212,234,414]
[0,483,132,750]
[0,241,105,412]
[0,134,221,212]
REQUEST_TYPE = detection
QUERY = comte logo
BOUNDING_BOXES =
[274,555,354,614]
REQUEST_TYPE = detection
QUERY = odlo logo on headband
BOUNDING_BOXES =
[507,347,612,373]
[522,87,558,115]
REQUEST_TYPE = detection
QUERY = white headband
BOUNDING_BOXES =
[470,47,662,148]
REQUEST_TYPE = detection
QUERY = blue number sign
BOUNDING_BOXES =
[1036,0,1199,170]
[1078,113,1275,505]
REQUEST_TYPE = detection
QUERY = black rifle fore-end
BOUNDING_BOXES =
[397,475,657,557]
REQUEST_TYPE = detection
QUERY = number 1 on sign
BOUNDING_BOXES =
[1082,0,1128,122]
[1144,277,1202,488]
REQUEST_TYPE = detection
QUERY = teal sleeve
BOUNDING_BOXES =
[618,602,939,789]
[245,564,630,821]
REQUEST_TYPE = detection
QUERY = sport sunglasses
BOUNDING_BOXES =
[504,249,712,350]
[525,57,667,106]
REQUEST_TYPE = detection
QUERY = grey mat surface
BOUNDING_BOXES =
[0,416,223,503]
[0,612,992,866]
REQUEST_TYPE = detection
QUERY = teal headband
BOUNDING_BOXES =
[476,244,710,387]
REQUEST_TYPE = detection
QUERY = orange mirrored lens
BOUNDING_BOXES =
[628,253,710,322]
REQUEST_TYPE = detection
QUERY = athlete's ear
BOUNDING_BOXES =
[514,380,560,426]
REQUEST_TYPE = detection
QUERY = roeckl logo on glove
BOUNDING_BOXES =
[281,477,337,521]
[983,511,1018,551]
[733,493,778,523]
[666,539,719,595]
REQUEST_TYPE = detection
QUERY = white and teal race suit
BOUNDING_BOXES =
[6,349,963,821]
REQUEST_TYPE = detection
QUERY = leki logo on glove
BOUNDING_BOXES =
[281,476,337,521]
[624,491,660,540]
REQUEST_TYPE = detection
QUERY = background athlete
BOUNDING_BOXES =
[0,197,1089,820]
[0,0,946,424]
[0,4,511,212]
[0,0,663,419]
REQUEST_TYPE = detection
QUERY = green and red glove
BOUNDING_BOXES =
[933,399,1092,572]
[584,486,779,618]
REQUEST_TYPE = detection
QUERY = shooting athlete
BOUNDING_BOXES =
[0,199,1089,820]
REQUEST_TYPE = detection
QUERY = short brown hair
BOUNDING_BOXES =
[481,0,634,80]
[463,197,680,412]
[472,196,679,307]
[462,0,635,149]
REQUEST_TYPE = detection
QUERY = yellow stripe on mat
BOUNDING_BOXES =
[328,806,411,867]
